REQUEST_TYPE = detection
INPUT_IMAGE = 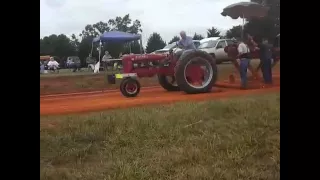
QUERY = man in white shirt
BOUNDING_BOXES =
[47,57,59,72]
[237,38,251,89]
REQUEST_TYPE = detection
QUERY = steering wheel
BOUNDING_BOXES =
[169,42,182,55]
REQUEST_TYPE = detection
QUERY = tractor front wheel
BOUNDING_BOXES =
[120,78,141,97]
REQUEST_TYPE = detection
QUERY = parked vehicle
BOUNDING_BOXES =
[66,56,81,72]
[152,40,201,54]
[198,37,235,64]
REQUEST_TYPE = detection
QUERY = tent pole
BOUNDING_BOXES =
[99,40,102,63]
[241,14,245,39]
[90,42,94,56]
[139,37,144,54]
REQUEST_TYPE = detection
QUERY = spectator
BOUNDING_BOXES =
[102,51,112,70]
[237,37,251,89]
[72,57,81,72]
[86,54,97,71]
[257,38,273,84]
[47,57,59,72]
[40,61,45,74]
[66,58,73,68]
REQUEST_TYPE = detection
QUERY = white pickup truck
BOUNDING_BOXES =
[198,37,235,64]
[152,40,201,54]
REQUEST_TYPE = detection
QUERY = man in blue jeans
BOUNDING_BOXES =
[258,38,273,84]
[237,38,251,89]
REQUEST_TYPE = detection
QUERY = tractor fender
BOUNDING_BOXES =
[178,49,213,62]
[178,49,197,61]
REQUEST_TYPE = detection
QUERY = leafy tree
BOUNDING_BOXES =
[93,21,110,34]
[207,27,221,38]
[193,33,204,40]
[108,14,142,34]
[77,36,96,66]
[76,14,143,60]
[244,18,277,41]
[70,34,80,52]
[104,14,142,57]
[251,0,279,27]
[244,0,280,40]
[79,25,100,38]
[123,41,142,54]
[225,26,242,39]
[168,36,180,44]
[40,34,76,63]
[41,14,143,68]
[145,33,166,53]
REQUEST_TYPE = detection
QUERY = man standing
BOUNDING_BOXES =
[237,38,251,89]
[176,31,196,50]
[257,38,273,84]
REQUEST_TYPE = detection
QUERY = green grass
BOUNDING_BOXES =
[40,93,280,180]
[40,68,96,77]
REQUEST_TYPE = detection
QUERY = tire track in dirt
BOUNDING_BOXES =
[40,76,280,115]
[40,73,280,99]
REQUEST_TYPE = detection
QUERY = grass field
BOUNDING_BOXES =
[40,60,280,95]
[40,93,280,180]
[40,68,95,77]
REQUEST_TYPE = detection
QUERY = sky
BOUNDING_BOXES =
[40,0,247,44]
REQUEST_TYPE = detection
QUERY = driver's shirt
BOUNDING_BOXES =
[177,36,196,50]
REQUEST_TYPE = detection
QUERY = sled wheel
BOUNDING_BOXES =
[120,78,141,97]
[175,50,217,94]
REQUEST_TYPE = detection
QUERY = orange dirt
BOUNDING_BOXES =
[40,76,280,115]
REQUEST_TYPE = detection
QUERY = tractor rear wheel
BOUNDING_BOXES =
[175,50,217,94]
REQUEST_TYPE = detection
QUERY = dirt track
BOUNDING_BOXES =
[40,76,280,115]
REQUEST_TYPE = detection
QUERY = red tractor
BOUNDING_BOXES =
[107,49,218,97]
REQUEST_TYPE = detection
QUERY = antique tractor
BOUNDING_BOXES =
[107,49,218,97]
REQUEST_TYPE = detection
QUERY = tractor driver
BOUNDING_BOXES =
[176,31,196,50]
[169,31,196,57]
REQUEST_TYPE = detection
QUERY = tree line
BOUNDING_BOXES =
[40,0,279,67]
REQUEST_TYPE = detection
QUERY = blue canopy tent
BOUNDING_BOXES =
[91,31,144,61]
[93,31,141,43]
